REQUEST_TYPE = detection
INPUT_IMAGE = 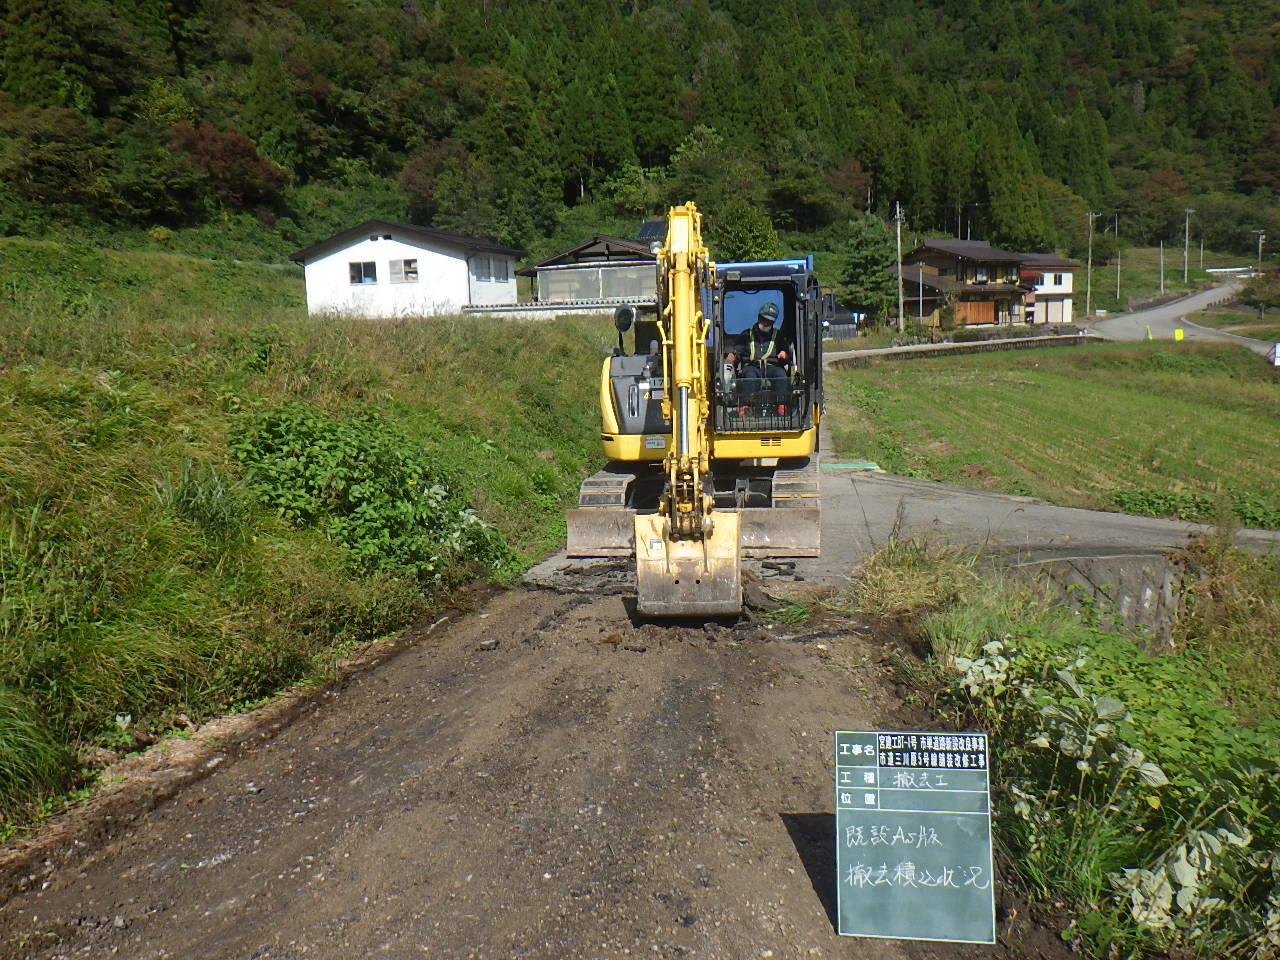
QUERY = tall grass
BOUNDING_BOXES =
[0,242,613,817]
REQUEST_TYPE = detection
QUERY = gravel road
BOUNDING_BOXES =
[0,582,1076,960]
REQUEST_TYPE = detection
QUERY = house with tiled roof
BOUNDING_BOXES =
[901,239,1029,326]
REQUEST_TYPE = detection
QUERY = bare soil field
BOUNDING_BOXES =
[0,580,1074,960]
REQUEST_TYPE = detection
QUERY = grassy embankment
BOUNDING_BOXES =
[0,238,611,822]
[838,528,1279,959]
[1088,245,1246,315]
[1187,305,1280,343]
[827,342,1280,528]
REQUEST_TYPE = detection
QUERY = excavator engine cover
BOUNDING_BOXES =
[634,512,741,617]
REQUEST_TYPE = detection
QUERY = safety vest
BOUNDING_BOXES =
[748,328,778,363]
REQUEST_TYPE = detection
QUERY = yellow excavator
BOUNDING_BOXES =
[566,202,826,616]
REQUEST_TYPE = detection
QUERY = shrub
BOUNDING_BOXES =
[928,586,1280,957]
[231,403,513,586]
[1111,487,1280,530]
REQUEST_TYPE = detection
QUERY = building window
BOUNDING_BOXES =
[975,265,988,283]
[390,259,419,283]
[1053,273,1064,285]
[938,267,953,278]
[349,261,376,284]
[473,256,492,281]
[492,257,508,282]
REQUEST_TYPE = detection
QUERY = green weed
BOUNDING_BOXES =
[766,601,810,625]
[918,574,1275,955]
[231,402,512,584]
[844,529,1280,959]
[835,534,981,615]
[0,687,67,805]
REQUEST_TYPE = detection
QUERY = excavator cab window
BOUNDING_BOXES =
[718,286,802,378]
[721,288,788,338]
[715,283,812,432]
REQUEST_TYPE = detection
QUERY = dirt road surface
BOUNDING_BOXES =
[0,579,1071,960]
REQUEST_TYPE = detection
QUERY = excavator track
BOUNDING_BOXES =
[566,455,820,560]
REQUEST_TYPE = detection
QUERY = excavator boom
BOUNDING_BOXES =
[634,204,741,616]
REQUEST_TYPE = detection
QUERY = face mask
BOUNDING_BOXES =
[757,322,773,333]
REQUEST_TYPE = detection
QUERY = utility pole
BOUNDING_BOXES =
[1115,214,1121,303]
[1085,211,1099,319]
[1159,241,1165,293]
[894,201,904,333]
[918,262,924,324]
[1199,234,1203,270]
[1183,208,1194,283]
[1253,230,1267,320]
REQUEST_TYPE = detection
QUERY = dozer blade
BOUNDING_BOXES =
[738,507,820,557]
[567,507,820,558]
[634,512,742,617]
[565,508,635,557]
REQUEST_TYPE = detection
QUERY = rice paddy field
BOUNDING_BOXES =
[826,342,1280,526]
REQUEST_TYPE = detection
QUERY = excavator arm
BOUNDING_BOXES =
[632,204,742,616]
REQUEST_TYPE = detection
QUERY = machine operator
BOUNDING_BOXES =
[726,302,791,413]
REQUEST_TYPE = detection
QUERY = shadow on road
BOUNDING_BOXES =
[781,812,838,932]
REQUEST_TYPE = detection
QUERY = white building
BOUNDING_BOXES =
[289,219,524,318]
[1017,253,1079,325]
[464,235,659,321]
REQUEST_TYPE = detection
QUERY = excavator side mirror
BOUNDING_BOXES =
[613,305,636,332]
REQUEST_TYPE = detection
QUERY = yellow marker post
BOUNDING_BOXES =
[1174,328,1184,341]
[1145,324,1153,340]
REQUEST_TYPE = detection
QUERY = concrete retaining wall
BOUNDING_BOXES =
[998,551,1183,645]
[829,334,1104,369]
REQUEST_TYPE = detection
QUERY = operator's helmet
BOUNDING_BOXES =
[757,302,778,325]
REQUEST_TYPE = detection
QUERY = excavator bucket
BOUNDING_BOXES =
[634,512,742,617]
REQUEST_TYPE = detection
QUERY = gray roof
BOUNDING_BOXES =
[290,219,524,264]
[907,239,1024,263]
[517,235,655,276]
[1016,252,1081,269]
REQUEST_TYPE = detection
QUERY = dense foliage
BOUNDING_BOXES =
[1,0,1278,271]
[845,534,1280,958]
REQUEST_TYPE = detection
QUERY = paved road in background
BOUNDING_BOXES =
[1089,280,1275,356]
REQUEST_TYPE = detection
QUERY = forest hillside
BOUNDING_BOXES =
[1,0,1278,266]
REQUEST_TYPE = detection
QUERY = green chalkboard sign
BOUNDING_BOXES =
[834,730,995,944]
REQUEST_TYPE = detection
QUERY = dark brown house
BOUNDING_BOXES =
[901,239,1029,326]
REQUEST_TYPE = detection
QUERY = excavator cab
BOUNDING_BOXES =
[713,259,825,439]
